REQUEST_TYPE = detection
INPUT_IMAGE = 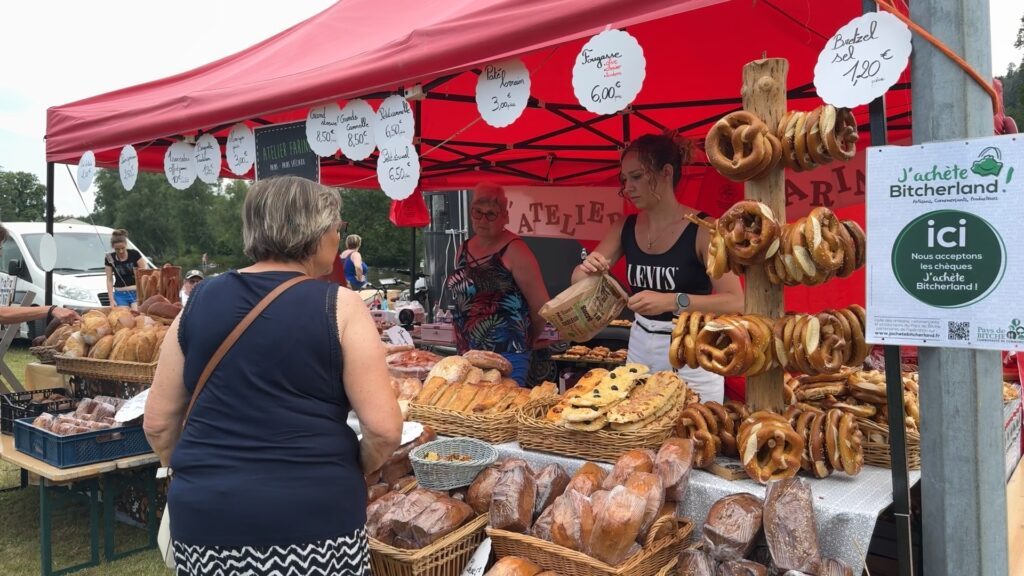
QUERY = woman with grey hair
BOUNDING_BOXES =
[144,176,402,575]
[445,183,550,385]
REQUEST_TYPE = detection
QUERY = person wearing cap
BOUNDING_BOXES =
[180,270,204,305]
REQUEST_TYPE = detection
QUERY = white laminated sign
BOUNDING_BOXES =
[338,99,377,161]
[814,11,912,109]
[866,134,1024,350]
[164,141,197,190]
[77,151,96,192]
[476,58,530,128]
[572,29,646,115]
[119,145,138,191]
[226,123,256,176]
[306,102,342,157]
[194,133,222,184]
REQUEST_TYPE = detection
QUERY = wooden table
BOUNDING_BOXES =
[0,435,160,576]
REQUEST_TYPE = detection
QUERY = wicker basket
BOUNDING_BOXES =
[515,397,680,463]
[857,418,921,470]
[410,438,498,490]
[29,345,59,364]
[407,403,519,444]
[488,515,692,576]
[655,557,677,576]
[55,355,157,384]
[369,513,489,576]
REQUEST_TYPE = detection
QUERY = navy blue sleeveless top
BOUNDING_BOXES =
[168,271,365,547]
[621,213,713,322]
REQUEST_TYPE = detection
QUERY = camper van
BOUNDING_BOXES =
[0,222,153,339]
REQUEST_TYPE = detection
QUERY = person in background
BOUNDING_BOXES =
[319,222,350,287]
[179,270,204,306]
[341,234,368,290]
[104,228,148,307]
[571,133,745,404]
[144,175,402,576]
[0,224,80,327]
[445,183,550,386]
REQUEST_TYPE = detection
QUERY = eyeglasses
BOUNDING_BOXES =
[471,208,499,222]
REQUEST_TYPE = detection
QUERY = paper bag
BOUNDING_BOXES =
[540,274,628,342]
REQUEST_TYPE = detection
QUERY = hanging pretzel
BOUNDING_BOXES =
[696,316,755,376]
[820,105,859,161]
[737,412,805,483]
[803,207,847,272]
[705,112,777,181]
[837,410,864,475]
[676,405,720,468]
[717,201,781,265]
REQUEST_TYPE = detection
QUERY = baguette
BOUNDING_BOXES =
[414,377,448,405]
[445,383,483,412]
[432,382,463,408]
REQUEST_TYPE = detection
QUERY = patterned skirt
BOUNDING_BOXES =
[173,528,370,576]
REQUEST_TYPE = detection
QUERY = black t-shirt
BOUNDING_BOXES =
[105,249,143,288]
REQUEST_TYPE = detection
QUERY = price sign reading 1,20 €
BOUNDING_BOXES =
[814,11,911,109]
[572,28,646,115]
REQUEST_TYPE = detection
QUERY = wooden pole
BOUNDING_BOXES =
[741,58,788,412]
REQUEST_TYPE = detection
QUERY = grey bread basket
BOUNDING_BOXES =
[409,437,498,490]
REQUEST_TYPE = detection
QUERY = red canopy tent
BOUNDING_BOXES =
[45,0,914,314]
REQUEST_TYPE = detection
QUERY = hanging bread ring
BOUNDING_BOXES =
[842,220,867,270]
[696,316,755,376]
[717,201,781,265]
[803,207,846,272]
[805,107,832,165]
[788,221,819,279]
[738,414,805,483]
[793,111,819,171]
[705,111,773,182]
[780,111,802,171]
[821,106,859,161]
[834,221,859,278]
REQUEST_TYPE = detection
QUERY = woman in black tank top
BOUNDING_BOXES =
[569,133,745,403]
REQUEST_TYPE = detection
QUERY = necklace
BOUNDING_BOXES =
[645,209,687,250]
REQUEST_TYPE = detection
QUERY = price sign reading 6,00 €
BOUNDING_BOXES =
[572,29,646,115]
[814,11,911,109]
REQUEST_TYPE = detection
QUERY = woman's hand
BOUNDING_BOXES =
[578,252,611,275]
[627,291,677,317]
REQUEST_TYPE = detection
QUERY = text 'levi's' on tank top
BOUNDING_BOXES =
[621,213,713,322]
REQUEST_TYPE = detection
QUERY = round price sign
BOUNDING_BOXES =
[338,99,377,161]
[376,142,420,200]
[164,141,197,190]
[572,29,646,115]
[119,145,138,191]
[226,123,256,176]
[814,11,912,109]
[476,58,530,128]
[76,151,96,192]
[194,133,222,184]
[306,102,342,157]
[374,95,415,145]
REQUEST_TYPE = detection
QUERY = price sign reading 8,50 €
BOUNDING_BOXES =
[814,11,911,109]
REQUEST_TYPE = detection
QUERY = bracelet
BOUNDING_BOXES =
[45,305,57,325]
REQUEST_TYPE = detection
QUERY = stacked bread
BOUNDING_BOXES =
[49,308,169,363]
[786,369,921,435]
[137,294,182,320]
[559,345,628,363]
[544,366,684,433]
[413,352,556,414]
[366,486,476,549]
[136,265,181,304]
[30,396,125,436]
[780,404,864,479]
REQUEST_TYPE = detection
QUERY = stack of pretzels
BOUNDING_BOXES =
[693,200,782,279]
[704,111,784,182]
[695,314,776,377]
[764,207,866,286]
[774,305,870,376]
[778,105,859,172]
[780,403,865,479]
[782,369,922,434]
[670,311,717,370]
[675,400,751,468]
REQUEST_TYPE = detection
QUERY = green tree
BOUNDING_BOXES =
[339,188,424,274]
[0,167,46,221]
[1004,15,1024,130]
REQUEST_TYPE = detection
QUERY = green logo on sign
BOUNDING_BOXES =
[891,209,1006,308]
[970,147,1004,178]
[1009,319,1024,341]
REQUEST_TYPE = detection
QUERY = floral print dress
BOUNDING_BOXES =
[446,239,531,354]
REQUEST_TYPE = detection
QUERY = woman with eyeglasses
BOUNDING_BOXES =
[445,183,550,385]
[570,133,744,403]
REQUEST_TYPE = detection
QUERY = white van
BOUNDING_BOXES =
[0,222,153,339]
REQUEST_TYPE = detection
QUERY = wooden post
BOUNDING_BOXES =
[741,58,788,412]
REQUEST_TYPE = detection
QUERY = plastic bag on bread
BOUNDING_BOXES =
[373,489,439,545]
[468,466,502,514]
[530,504,555,541]
[602,449,656,490]
[623,471,665,541]
[588,485,646,566]
[397,496,474,549]
[763,478,821,574]
[489,466,537,533]
[366,491,405,540]
[702,493,764,562]
[656,438,695,502]
[718,559,768,576]
[533,463,570,518]
[549,489,594,553]
[677,549,717,575]
[566,462,607,496]
[818,558,854,576]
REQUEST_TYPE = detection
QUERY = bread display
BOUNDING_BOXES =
[763,478,821,574]
[704,111,783,182]
[29,396,124,436]
[366,487,478,549]
[702,493,763,562]
[655,438,694,502]
[549,367,683,434]
[53,307,171,363]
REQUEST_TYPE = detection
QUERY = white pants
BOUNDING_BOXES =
[628,315,724,404]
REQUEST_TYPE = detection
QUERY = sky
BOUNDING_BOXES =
[0,0,1022,218]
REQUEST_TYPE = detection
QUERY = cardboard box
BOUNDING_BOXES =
[419,323,456,345]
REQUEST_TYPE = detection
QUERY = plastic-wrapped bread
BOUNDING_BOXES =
[490,466,537,533]
[373,489,440,545]
[366,491,405,540]
[484,556,543,576]
[587,485,646,566]
[602,449,656,489]
[623,472,665,540]
[533,463,571,518]
[530,504,555,541]
[677,549,717,575]
[549,489,594,553]
[367,483,391,504]
[763,478,821,574]
[655,438,695,502]
[467,466,502,514]
[390,475,417,493]
[397,496,474,549]
[566,462,607,496]
[499,458,535,476]
[702,493,764,562]
[717,559,768,576]
[818,558,854,576]
[31,413,56,431]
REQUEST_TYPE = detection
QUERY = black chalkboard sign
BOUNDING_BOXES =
[254,121,320,182]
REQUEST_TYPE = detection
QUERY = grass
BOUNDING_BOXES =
[0,343,168,576]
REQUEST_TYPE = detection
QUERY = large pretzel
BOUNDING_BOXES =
[676,405,720,468]
[737,411,805,483]
[837,410,864,475]
[705,112,778,182]
[717,201,781,266]
[807,311,848,374]
[820,105,859,161]
[803,207,846,272]
[704,401,738,457]
[696,317,754,376]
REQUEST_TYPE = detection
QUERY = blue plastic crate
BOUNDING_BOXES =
[13,417,152,468]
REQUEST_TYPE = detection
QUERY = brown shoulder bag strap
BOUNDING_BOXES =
[181,275,312,427]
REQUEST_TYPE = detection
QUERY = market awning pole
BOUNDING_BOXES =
[910,1,1008,574]
[45,162,54,306]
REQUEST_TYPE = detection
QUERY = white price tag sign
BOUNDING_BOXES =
[476,58,530,128]
[377,142,420,200]
[339,99,377,161]
[77,151,96,192]
[814,11,912,109]
[306,102,342,157]
[226,123,256,176]
[119,145,138,191]
[572,29,646,115]
[164,142,197,190]
[459,537,492,576]
[375,95,415,145]
[385,326,414,347]
[194,133,222,184]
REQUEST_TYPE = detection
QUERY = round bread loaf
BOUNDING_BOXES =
[463,350,513,376]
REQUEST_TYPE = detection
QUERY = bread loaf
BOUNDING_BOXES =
[677,549,717,576]
[655,438,695,502]
[703,493,764,562]
[88,334,115,359]
[549,489,594,553]
[139,294,170,315]
[484,556,542,576]
[390,476,417,493]
[498,458,535,475]
[530,504,555,541]
[106,307,135,333]
[588,485,646,566]
[131,330,160,363]
[148,301,182,320]
[32,413,56,431]
[44,324,73,348]
[718,560,768,576]
[373,489,439,545]
[763,478,821,574]
[445,383,484,412]
[398,496,474,549]
[426,356,473,384]
[366,491,405,540]
[565,462,607,496]
[533,463,571,518]
[623,471,665,540]
[62,332,88,358]
[489,466,537,533]
[79,314,111,346]
[463,349,514,375]
[467,466,502,514]
[415,377,449,405]
[480,369,503,384]
[368,483,391,504]
[602,449,656,489]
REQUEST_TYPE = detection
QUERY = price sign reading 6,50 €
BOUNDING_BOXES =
[814,11,911,109]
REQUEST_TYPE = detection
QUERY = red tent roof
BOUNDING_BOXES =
[46,0,911,189]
